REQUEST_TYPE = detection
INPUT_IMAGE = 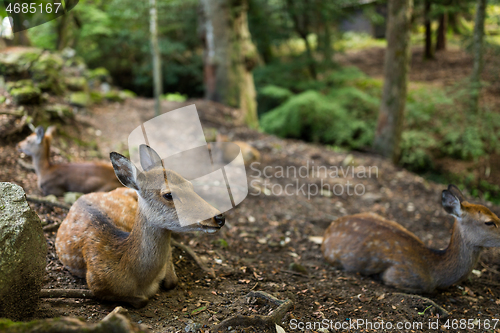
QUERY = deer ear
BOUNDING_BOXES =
[110,152,139,191]
[45,126,57,138]
[447,184,465,203]
[35,126,45,144]
[442,189,462,217]
[139,144,162,171]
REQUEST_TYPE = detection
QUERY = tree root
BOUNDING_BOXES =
[214,291,293,332]
[171,239,215,278]
[26,195,71,210]
[40,289,94,299]
[393,293,449,318]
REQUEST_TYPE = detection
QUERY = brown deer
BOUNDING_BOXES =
[55,145,225,308]
[216,134,260,166]
[321,185,500,293]
[17,126,122,196]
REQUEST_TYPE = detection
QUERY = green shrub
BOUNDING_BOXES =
[399,130,437,171]
[261,90,375,149]
[257,85,293,115]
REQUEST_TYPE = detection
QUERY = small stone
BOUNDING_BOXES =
[64,192,83,205]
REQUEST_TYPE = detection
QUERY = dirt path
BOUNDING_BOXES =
[2,98,500,332]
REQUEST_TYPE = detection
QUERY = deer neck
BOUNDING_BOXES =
[430,221,482,289]
[32,141,52,178]
[122,198,172,280]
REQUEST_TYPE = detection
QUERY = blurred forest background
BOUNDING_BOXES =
[2,0,500,201]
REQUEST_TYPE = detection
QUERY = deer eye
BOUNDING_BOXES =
[163,193,173,201]
[485,221,496,227]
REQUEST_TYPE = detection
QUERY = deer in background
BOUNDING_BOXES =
[321,185,500,293]
[17,126,122,196]
[216,133,260,166]
[55,145,225,308]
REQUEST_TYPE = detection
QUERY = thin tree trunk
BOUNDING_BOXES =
[470,0,487,112]
[424,0,434,59]
[150,0,163,116]
[373,0,413,163]
[436,13,447,51]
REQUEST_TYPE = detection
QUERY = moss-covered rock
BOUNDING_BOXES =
[10,85,42,105]
[87,67,111,83]
[119,90,136,99]
[104,90,123,102]
[90,91,103,104]
[69,92,90,107]
[0,183,47,320]
[64,76,88,91]
[30,53,65,95]
[44,104,73,119]
[6,79,35,92]
[0,48,43,77]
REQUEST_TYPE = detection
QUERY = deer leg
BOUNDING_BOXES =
[162,241,178,290]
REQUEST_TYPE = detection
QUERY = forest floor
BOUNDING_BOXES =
[1,46,500,333]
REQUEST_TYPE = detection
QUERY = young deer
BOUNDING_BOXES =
[321,185,500,293]
[17,126,122,196]
[55,145,225,308]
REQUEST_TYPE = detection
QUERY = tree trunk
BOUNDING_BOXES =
[201,0,259,128]
[150,0,163,116]
[373,0,413,164]
[56,12,71,50]
[424,0,433,59]
[470,0,487,112]
[436,13,447,51]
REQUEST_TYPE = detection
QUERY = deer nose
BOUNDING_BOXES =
[214,214,225,227]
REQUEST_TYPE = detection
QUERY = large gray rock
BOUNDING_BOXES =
[0,182,47,320]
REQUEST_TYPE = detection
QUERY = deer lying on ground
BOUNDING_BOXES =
[216,133,260,166]
[17,126,122,196]
[55,145,225,308]
[321,185,500,293]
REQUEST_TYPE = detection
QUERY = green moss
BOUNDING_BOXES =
[10,85,42,105]
[90,91,103,104]
[44,104,73,119]
[65,76,88,91]
[31,53,66,95]
[87,67,111,83]
[69,92,90,107]
[104,90,123,102]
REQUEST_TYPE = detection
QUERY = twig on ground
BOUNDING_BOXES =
[40,288,94,299]
[393,293,449,318]
[43,223,61,232]
[214,291,293,332]
[0,110,24,117]
[281,269,309,278]
[26,195,71,210]
[171,239,215,278]
[17,158,35,170]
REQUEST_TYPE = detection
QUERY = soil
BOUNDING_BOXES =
[1,48,500,333]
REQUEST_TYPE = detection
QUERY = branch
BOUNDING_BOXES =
[171,239,215,278]
[26,195,71,210]
[214,291,293,331]
[40,288,94,299]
